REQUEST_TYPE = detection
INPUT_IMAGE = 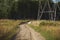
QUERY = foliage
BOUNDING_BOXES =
[0,0,60,20]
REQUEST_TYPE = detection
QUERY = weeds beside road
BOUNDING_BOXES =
[29,20,60,40]
[0,19,22,40]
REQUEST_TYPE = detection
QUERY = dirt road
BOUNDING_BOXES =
[12,24,45,40]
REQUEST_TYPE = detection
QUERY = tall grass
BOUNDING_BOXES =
[0,19,21,40]
[29,20,60,40]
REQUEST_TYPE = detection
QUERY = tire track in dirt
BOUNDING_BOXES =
[12,22,45,40]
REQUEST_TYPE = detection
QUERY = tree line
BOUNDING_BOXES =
[0,0,60,20]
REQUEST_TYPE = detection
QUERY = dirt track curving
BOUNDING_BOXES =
[12,24,45,40]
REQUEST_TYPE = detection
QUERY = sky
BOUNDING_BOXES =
[52,0,60,3]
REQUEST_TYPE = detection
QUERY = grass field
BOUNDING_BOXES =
[1,19,60,40]
[0,19,23,40]
[29,20,60,40]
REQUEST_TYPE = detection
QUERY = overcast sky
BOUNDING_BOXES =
[52,0,60,3]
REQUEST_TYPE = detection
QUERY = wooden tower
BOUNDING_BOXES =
[37,0,60,21]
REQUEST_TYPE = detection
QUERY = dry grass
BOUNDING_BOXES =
[29,20,60,40]
[0,19,21,40]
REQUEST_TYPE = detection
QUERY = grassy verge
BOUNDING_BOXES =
[0,19,21,40]
[29,20,60,40]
